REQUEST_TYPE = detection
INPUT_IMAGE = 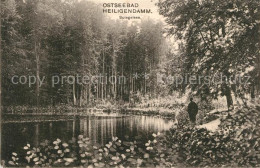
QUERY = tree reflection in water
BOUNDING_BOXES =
[2,115,174,161]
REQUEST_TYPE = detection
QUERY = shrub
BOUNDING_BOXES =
[163,105,260,167]
[4,106,260,167]
[4,133,173,167]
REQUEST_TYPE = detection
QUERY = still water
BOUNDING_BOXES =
[2,115,174,160]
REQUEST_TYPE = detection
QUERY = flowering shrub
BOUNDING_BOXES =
[5,132,171,167]
[4,106,260,167]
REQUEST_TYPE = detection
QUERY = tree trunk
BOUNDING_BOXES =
[73,82,76,106]
[35,42,40,109]
[96,83,99,100]
[104,75,107,99]
[251,83,255,99]
[257,53,260,95]
[111,39,116,100]
[121,64,123,100]
[79,85,83,107]
[108,66,111,98]
[114,70,117,99]
[130,74,133,93]
[102,47,105,101]
[0,15,2,113]
[88,84,91,104]
[144,74,146,95]
[134,77,136,93]
[111,68,114,99]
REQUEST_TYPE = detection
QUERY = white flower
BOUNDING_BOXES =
[81,160,87,163]
[88,164,94,168]
[53,139,61,145]
[137,158,143,165]
[112,137,118,141]
[144,153,149,158]
[80,154,85,157]
[33,157,39,162]
[64,148,70,153]
[146,147,153,150]
[62,143,68,147]
[111,156,119,160]
[121,154,126,159]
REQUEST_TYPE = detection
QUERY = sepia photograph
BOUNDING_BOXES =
[0,0,260,167]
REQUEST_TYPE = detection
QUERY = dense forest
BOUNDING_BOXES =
[1,0,260,110]
[1,0,170,107]
[157,0,260,110]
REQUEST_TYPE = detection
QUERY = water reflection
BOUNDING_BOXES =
[2,115,174,160]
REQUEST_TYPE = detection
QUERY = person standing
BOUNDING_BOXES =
[188,98,198,125]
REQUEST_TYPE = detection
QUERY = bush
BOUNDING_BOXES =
[4,133,172,167]
[162,105,260,167]
[4,106,260,167]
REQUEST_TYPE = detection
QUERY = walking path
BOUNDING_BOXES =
[197,118,221,132]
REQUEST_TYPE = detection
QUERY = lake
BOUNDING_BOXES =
[1,114,174,161]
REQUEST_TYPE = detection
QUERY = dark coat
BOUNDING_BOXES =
[188,101,198,122]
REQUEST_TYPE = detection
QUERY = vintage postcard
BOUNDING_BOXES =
[1,0,259,167]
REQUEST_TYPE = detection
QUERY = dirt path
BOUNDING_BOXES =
[196,119,221,132]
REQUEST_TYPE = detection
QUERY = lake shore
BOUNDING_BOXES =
[3,104,176,118]
[2,106,259,167]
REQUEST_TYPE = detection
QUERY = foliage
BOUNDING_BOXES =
[4,106,260,167]
[168,105,260,167]
[4,133,170,167]
[2,0,168,107]
[157,0,260,109]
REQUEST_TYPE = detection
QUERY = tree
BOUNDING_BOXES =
[1,0,27,105]
[157,0,260,110]
[1,0,170,108]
